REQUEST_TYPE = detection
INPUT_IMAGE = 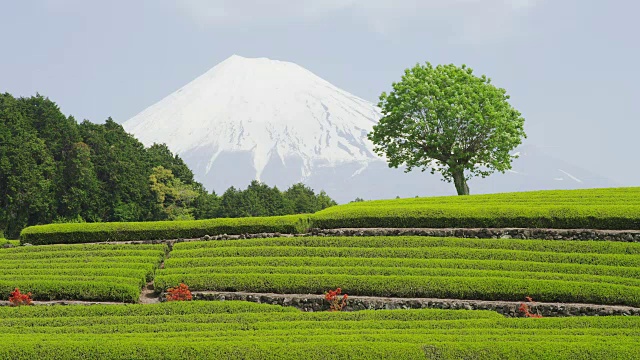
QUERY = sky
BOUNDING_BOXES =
[1,0,639,186]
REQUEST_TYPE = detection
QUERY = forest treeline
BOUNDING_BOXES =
[0,93,336,238]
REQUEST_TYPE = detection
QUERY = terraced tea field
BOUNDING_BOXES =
[156,237,640,306]
[0,301,638,359]
[18,188,640,245]
[313,187,640,229]
[5,188,640,359]
[0,244,165,302]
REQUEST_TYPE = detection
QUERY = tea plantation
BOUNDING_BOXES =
[3,188,640,359]
[1,301,639,359]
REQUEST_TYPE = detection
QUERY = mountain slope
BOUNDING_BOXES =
[124,56,615,202]
[124,55,381,183]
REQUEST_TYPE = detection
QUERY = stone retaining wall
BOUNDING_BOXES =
[312,228,640,241]
[78,227,640,246]
[189,291,640,317]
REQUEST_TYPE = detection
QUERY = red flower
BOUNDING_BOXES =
[8,288,32,306]
[166,283,192,302]
[324,287,348,312]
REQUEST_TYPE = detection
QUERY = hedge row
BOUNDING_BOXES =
[0,256,162,268]
[352,188,640,206]
[0,280,141,303]
[0,244,165,302]
[176,236,640,255]
[19,215,309,245]
[0,301,638,359]
[17,188,640,245]
[159,237,640,305]
[2,339,639,360]
[163,256,640,279]
[0,301,297,319]
[0,238,19,246]
[157,265,640,287]
[168,245,640,267]
[310,188,640,230]
[311,204,640,230]
[155,273,640,307]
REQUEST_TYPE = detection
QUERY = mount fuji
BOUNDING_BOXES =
[123,55,615,202]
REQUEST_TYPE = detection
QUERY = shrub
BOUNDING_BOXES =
[311,188,640,230]
[166,283,192,302]
[8,288,32,306]
[20,215,310,245]
[519,296,542,318]
[0,244,165,303]
[325,288,348,311]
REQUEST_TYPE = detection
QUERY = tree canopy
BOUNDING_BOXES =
[368,62,526,195]
[0,93,336,238]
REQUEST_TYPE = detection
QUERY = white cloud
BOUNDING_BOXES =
[174,0,542,43]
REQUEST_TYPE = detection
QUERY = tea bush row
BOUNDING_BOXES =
[157,237,640,306]
[168,245,640,267]
[18,188,640,245]
[0,301,638,359]
[311,204,640,230]
[176,236,640,255]
[0,244,165,302]
[19,215,309,245]
[163,256,640,279]
[155,273,640,307]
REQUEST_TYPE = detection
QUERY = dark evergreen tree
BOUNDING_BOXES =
[0,92,338,237]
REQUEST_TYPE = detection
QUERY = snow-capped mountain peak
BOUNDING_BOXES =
[123,55,382,181]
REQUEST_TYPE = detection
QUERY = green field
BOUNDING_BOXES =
[0,301,637,359]
[313,187,640,230]
[17,188,640,245]
[0,244,165,302]
[6,188,640,359]
[156,237,640,306]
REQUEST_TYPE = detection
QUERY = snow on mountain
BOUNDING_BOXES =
[124,55,616,202]
[124,55,381,182]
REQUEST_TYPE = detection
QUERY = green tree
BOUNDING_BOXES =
[368,62,526,195]
[146,143,195,185]
[284,183,337,213]
[149,166,199,220]
[193,189,220,220]
[58,141,101,222]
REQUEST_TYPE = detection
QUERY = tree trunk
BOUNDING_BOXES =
[452,168,470,196]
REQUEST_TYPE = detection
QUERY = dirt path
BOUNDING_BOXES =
[138,257,166,304]
[139,282,161,304]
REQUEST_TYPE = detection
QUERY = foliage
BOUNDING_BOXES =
[0,93,337,238]
[20,215,310,245]
[324,288,348,311]
[8,288,32,306]
[311,187,640,230]
[368,62,526,195]
[165,283,192,301]
[0,244,165,302]
[519,297,543,318]
[156,236,640,306]
[213,181,336,219]
[149,166,199,220]
[0,302,638,359]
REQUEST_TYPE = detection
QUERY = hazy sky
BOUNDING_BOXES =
[1,1,638,185]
